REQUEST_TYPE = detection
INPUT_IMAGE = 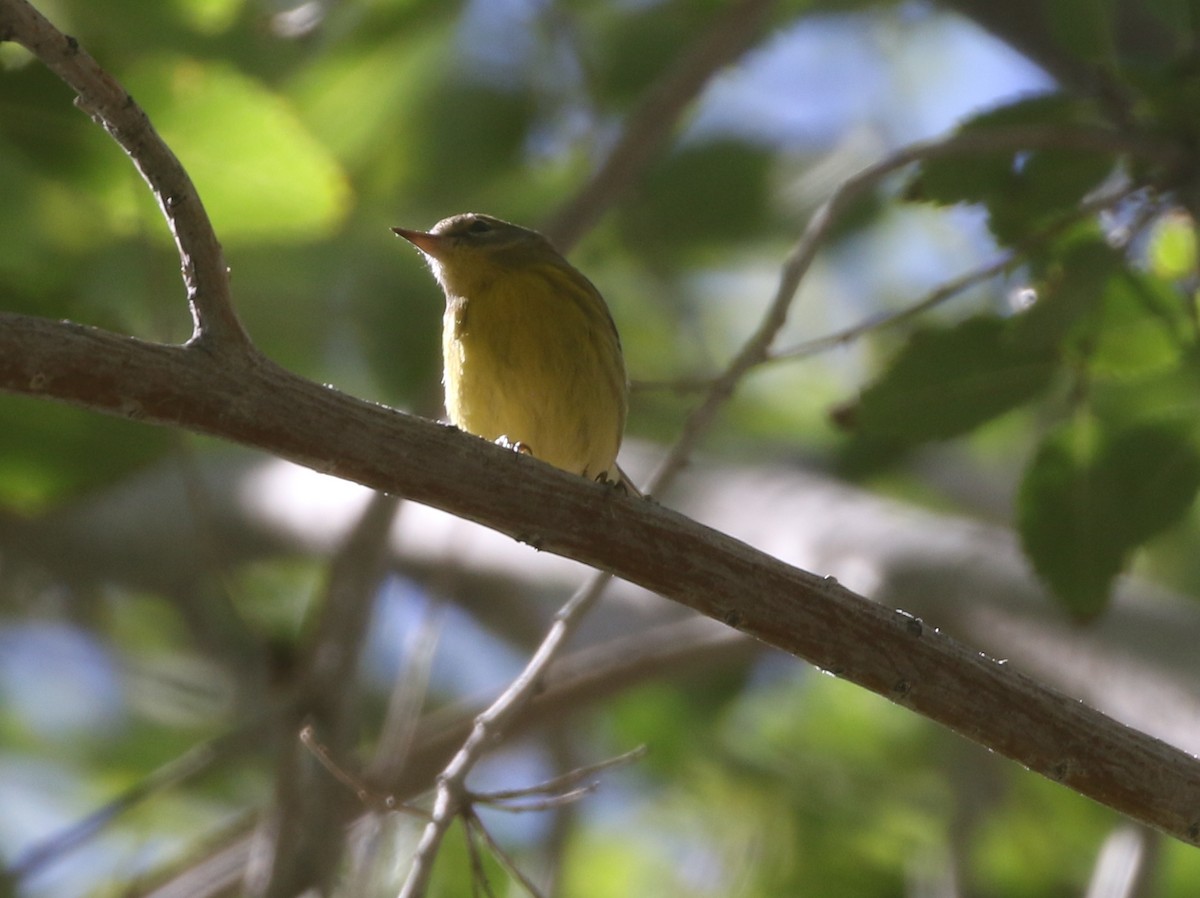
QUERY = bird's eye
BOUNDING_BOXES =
[466,219,493,234]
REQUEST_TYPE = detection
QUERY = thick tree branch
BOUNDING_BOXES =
[389,79,1181,898]
[6,0,1200,884]
[3,311,1200,847]
[399,6,788,880]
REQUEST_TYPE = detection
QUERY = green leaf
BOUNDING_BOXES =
[910,94,1089,207]
[1014,237,1190,379]
[168,0,244,34]
[1082,269,1189,377]
[123,57,351,243]
[908,94,1116,246]
[1147,212,1198,281]
[1092,346,1200,425]
[1011,237,1120,351]
[1018,419,1200,618]
[851,316,1057,442]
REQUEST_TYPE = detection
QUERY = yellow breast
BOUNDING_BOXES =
[442,264,627,480]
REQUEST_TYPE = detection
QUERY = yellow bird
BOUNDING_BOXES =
[393,213,638,493]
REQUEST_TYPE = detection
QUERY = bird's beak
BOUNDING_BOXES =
[392,227,446,258]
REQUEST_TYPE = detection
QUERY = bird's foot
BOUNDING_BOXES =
[495,435,534,456]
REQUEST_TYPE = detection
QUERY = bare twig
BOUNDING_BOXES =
[646,126,1176,493]
[466,811,548,898]
[10,726,260,885]
[479,785,599,814]
[0,0,250,349]
[397,120,1182,895]
[395,4,786,886]
[299,725,429,819]
[300,724,374,802]
[398,573,613,897]
[475,745,647,806]
[365,600,444,788]
[769,180,1149,362]
[464,817,495,898]
[5,3,1200,894]
[543,0,780,250]
[626,248,1023,397]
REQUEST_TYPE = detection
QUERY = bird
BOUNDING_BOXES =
[393,213,639,494]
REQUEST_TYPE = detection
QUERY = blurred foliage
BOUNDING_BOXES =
[848,79,1200,613]
[4,0,1200,895]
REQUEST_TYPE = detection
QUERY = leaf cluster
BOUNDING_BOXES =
[844,84,1200,616]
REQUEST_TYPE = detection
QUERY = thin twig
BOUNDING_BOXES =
[366,600,444,789]
[770,180,1149,362]
[645,126,1174,493]
[398,573,613,897]
[475,745,648,804]
[0,0,251,350]
[300,724,369,798]
[479,786,599,814]
[10,726,256,884]
[634,180,1153,390]
[463,816,495,898]
[543,0,781,250]
[299,725,430,819]
[466,811,549,898]
[774,250,1021,361]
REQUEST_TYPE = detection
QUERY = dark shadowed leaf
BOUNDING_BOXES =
[850,316,1057,442]
[908,94,1116,245]
[1018,419,1200,618]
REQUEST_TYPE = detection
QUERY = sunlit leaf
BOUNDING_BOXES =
[123,57,351,243]
[1083,270,1189,378]
[1147,212,1198,281]
[168,0,244,34]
